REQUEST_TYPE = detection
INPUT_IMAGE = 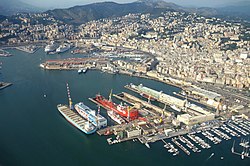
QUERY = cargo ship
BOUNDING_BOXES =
[75,102,107,129]
[107,110,125,124]
[57,104,96,134]
[93,94,138,121]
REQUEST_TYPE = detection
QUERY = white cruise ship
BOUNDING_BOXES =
[44,41,57,53]
[75,102,107,129]
[56,43,71,53]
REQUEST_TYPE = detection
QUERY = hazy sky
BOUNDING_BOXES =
[20,0,248,9]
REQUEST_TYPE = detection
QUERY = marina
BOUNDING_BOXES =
[231,140,250,159]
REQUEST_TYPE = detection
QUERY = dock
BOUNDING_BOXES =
[174,92,215,110]
[172,137,191,155]
[40,57,108,70]
[15,46,39,54]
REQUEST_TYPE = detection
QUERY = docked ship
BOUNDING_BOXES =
[57,104,96,134]
[93,94,138,121]
[140,93,156,101]
[75,102,107,129]
[170,105,182,112]
[44,41,57,53]
[107,110,125,124]
[56,43,71,53]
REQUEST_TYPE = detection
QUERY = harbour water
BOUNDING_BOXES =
[0,49,249,166]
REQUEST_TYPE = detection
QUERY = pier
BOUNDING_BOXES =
[172,137,190,155]
[40,57,108,70]
[15,45,39,54]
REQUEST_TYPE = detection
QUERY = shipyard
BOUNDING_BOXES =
[56,79,250,159]
[36,43,250,159]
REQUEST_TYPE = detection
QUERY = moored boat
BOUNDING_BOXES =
[75,102,107,128]
[45,41,57,53]
[107,110,125,124]
[57,104,96,134]
[93,94,138,121]
[56,43,71,53]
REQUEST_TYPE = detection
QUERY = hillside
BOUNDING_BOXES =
[0,0,43,16]
[46,0,184,24]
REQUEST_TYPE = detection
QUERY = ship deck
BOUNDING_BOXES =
[88,98,129,123]
[58,105,88,128]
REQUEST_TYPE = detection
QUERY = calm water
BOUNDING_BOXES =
[0,49,249,166]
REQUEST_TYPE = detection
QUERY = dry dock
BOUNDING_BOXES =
[113,92,172,117]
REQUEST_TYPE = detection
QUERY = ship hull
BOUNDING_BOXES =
[57,104,96,134]
[93,95,138,121]
[107,110,125,124]
[75,102,107,129]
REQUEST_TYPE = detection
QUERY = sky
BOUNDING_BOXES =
[20,0,248,9]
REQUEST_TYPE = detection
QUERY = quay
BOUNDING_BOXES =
[40,57,108,70]
[15,45,39,54]
[174,92,216,110]
[0,82,12,90]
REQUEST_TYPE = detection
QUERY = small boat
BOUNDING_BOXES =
[145,142,150,149]
[78,69,83,74]
[82,68,87,73]
[173,151,179,156]
[241,153,245,160]
[78,68,87,74]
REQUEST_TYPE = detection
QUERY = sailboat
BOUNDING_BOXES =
[231,140,235,153]
[145,142,150,149]
[241,147,245,160]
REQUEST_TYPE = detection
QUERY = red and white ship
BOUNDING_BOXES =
[107,110,125,124]
[93,94,138,121]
